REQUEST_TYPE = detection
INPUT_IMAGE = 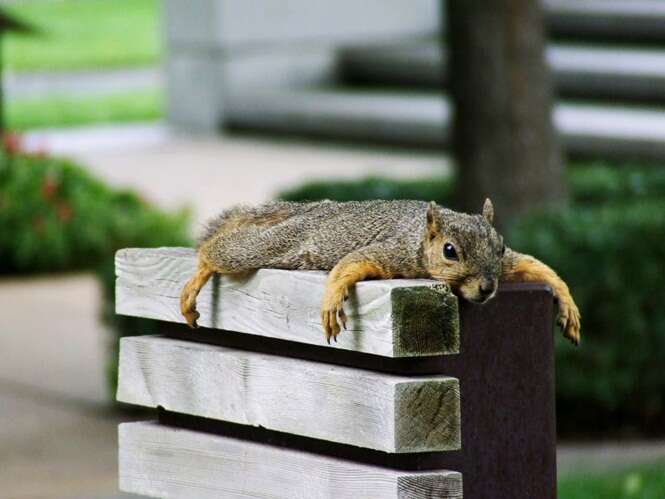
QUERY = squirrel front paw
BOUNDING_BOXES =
[320,285,349,343]
[180,282,200,329]
[557,293,581,346]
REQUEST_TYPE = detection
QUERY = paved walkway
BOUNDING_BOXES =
[558,440,665,476]
[0,274,142,499]
[24,123,449,229]
[6,67,161,100]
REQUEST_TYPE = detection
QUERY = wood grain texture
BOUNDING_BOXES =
[119,421,463,499]
[115,247,459,357]
[117,336,460,453]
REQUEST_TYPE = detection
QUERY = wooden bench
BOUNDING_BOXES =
[115,247,557,498]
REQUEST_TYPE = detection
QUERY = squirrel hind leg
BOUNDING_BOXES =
[180,259,215,328]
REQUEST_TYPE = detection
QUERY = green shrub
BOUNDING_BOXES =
[0,149,190,273]
[0,147,191,396]
[279,166,665,436]
[510,201,665,436]
[569,162,665,205]
[279,163,665,207]
[279,175,453,205]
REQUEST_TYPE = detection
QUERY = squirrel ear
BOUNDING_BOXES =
[482,198,494,225]
[426,201,439,237]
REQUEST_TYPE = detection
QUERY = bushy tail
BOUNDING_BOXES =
[197,211,232,248]
[197,201,303,248]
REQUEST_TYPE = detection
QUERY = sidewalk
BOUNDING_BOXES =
[558,440,665,476]
[0,273,141,499]
[25,123,450,229]
[6,67,161,100]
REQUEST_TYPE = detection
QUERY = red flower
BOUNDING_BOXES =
[41,175,59,201]
[3,133,23,155]
[56,202,73,223]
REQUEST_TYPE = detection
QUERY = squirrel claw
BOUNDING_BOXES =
[180,278,203,329]
[557,295,581,346]
[321,283,349,344]
[183,310,200,329]
[338,308,348,330]
[321,304,344,344]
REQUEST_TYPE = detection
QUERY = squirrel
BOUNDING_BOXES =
[180,198,581,345]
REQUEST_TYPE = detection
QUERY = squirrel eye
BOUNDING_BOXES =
[443,243,458,261]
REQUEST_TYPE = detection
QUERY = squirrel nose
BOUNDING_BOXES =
[479,279,496,297]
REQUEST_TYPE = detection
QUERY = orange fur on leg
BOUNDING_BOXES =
[502,250,581,345]
[180,259,214,328]
[321,260,391,343]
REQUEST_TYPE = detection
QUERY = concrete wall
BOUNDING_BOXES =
[163,0,439,132]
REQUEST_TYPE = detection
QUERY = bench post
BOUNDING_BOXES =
[443,285,557,498]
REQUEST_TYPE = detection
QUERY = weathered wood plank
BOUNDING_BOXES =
[117,336,460,453]
[115,247,459,357]
[119,421,463,499]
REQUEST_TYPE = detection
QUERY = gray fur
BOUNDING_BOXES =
[198,200,502,280]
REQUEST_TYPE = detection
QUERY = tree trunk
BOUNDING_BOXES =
[446,0,566,227]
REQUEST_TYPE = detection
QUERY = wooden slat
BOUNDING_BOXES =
[119,421,463,499]
[115,247,459,357]
[117,336,460,453]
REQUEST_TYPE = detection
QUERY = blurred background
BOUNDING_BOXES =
[0,0,664,497]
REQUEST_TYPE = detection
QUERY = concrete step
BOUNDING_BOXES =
[338,41,665,103]
[226,87,665,162]
[544,0,665,44]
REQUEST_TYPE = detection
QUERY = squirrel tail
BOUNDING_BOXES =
[197,201,302,248]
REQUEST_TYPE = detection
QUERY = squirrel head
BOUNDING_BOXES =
[423,198,505,304]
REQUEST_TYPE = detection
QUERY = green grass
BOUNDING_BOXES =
[4,0,160,72]
[7,90,164,130]
[559,461,665,499]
